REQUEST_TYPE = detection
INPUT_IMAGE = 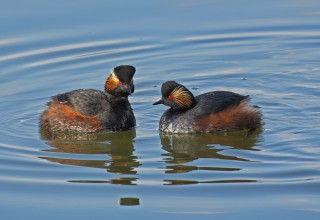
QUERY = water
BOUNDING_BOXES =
[1,0,320,219]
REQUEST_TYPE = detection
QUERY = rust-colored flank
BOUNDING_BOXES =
[196,99,262,132]
[40,102,102,132]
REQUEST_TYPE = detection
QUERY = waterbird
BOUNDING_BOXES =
[40,65,136,133]
[153,81,262,133]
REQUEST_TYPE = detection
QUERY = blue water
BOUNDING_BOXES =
[1,0,320,219]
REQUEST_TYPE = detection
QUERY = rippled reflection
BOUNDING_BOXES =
[69,177,138,185]
[160,131,262,175]
[164,179,257,185]
[118,197,140,206]
[40,129,140,176]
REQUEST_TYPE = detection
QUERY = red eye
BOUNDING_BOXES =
[118,81,123,85]
[168,95,173,100]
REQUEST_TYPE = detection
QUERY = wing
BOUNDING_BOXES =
[51,89,109,116]
[195,91,249,114]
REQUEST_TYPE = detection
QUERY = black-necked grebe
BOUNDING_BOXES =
[153,81,263,133]
[40,65,136,133]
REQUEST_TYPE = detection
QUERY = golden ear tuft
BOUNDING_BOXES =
[171,86,192,108]
[105,72,120,92]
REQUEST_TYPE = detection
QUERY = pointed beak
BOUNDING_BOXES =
[126,85,132,96]
[153,99,163,105]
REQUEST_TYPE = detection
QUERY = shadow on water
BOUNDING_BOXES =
[159,130,262,185]
[160,130,262,164]
[40,127,263,185]
[39,129,140,184]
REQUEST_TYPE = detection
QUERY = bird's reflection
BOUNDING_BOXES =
[40,129,140,176]
[160,130,262,174]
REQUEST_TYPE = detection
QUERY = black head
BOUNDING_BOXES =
[105,65,136,97]
[153,81,197,111]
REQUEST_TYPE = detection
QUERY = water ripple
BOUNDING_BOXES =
[179,30,320,42]
[0,25,320,188]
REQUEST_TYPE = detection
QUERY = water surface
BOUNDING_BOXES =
[1,0,320,219]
